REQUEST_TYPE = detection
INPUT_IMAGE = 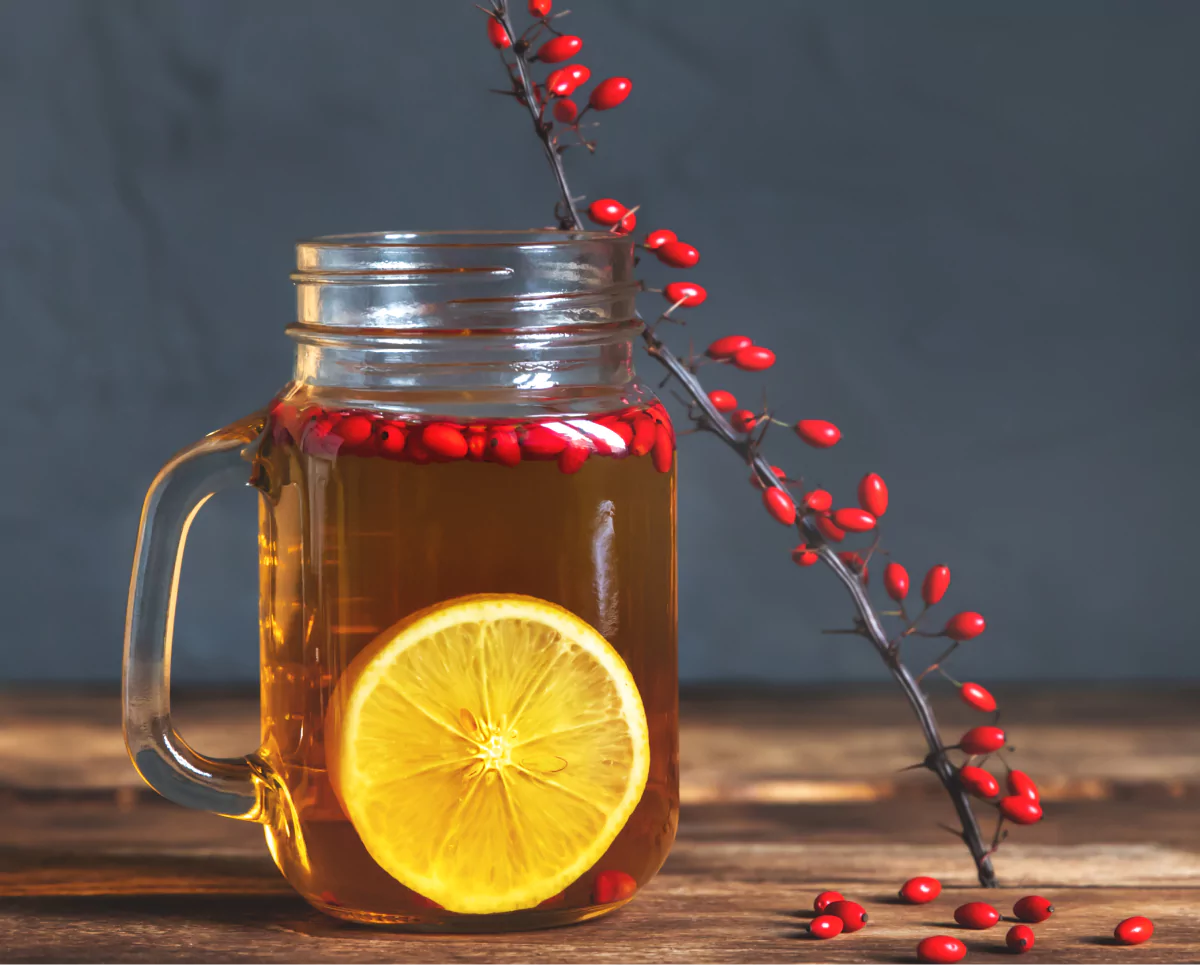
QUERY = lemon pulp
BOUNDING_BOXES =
[326,593,650,915]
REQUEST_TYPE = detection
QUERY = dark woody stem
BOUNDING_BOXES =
[491,0,997,888]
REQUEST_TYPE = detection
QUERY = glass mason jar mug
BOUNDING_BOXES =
[123,231,678,930]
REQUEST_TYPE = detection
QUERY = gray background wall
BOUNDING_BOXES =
[2,0,1197,684]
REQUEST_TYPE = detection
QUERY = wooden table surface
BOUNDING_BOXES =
[2,687,1198,963]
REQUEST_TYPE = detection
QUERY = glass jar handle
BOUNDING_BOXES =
[123,414,269,820]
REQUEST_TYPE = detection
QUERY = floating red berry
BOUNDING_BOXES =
[794,419,841,448]
[545,68,576,97]
[960,682,996,713]
[730,410,758,433]
[1012,895,1054,923]
[592,870,637,904]
[651,424,673,473]
[589,76,632,110]
[999,796,1043,825]
[1007,769,1039,802]
[405,431,432,464]
[922,565,951,605]
[944,611,987,641]
[763,487,797,526]
[814,515,846,543]
[732,345,775,371]
[707,335,752,359]
[486,17,511,48]
[802,489,833,513]
[643,229,677,250]
[954,901,1000,930]
[813,890,843,913]
[656,240,700,268]
[825,900,867,932]
[528,0,552,15]
[1006,925,1035,953]
[707,389,737,413]
[792,545,819,567]
[899,876,941,904]
[917,936,966,964]
[1114,916,1154,945]
[467,432,487,461]
[553,98,578,123]
[884,562,910,601]
[960,725,1006,755]
[559,443,589,475]
[856,472,889,517]
[587,198,627,226]
[958,764,1000,799]
[421,423,468,460]
[377,422,408,458]
[832,508,877,533]
[630,414,657,457]
[520,424,568,458]
[536,34,582,62]
[808,914,843,940]
[336,413,374,448]
[486,428,521,467]
[664,281,707,307]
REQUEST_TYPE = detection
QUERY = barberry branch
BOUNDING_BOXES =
[483,0,1021,887]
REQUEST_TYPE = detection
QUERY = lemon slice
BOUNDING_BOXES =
[326,593,650,915]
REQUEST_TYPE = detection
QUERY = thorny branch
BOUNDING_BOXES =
[488,0,998,887]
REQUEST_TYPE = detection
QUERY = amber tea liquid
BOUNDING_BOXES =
[254,398,678,928]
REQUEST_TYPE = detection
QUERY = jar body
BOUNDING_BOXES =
[255,387,678,928]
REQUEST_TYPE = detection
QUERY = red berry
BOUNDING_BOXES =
[1006,925,1035,953]
[545,68,576,97]
[707,335,753,359]
[467,432,487,461]
[553,98,579,123]
[564,63,591,86]
[832,508,876,533]
[808,914,843,940]
[405,430,432,464]
[750,465,787,489]
[643,229,677,250]
[536,34,582,62]
[631,414,657,457]
[957,764,1000,799]
[825,900,867,932]
[999,796,1043,825]
[559,443,589,474]
[763,487,797,526]
[521,424,569,458]
[732,345,775,371]
[794,419,841,448]
[839,551,868,583]
[528,0,551,15]
[614,209,637,235]
[802,489,833,513]
[589,76,632,110]
[1115,916,1154,945]
[960,682,997,713]
[792,545,819,567]
[664,281,707,307]
[899,876,941,904]
[954,901,1000,930]
[917,936,966,964]
[335,413,374,448]
[587,198,627,226]
[730,410,758,433]
[421,423,468,460]
[656,240,700,268]
[592,870,637,904]
[485,428,521,467]
[1012,896,1054,923]
[651,423,673,473]
[884,562,910,601]
[1007,769,1039,802]
[813,890,843,913]
[945,611,987,641]
[486,17,511,48]
[857,472,889,516]
[814,515,846,543]
[377,421,408,458]
[707,389,737,413]
[922,565,951,605]
[960,725,1006,755]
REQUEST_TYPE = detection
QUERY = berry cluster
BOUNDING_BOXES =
[481,0,1034,884]
[266,401,674,474]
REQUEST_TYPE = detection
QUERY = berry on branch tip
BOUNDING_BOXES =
[884,562,910,601]
[664,281,707,307]
[486,17,511,48]
[857,472,889,516]
[944,611,986,641]
[732,345,775,371]
[656,240,700,268]
[960,725,1006,755]
[960,681,996,713]
[706,335,752,359]
[590,76,632,110]
[587,198,627,226]
[707,389,737,412]
[643,229,677,250]
[832,508,876,533]
[763,487,797,526]
[537,35,583,63]
[794,419,841,448]
[922,565,951,605]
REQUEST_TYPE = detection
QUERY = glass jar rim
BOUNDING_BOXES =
[298,229,628,252]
